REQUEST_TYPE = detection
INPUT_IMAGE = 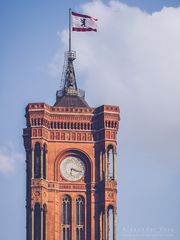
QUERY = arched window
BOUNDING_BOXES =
[108,207,114,240]
[76,196,85,240]
[34,119,36,126]
[43,144,47,179]
[100,150,104,181]
[34,142,41,178]
[107,146,114,180]
[62,196,71,240]
[99,210,103,240]
[43,204,47,240]
[34,203,41,240]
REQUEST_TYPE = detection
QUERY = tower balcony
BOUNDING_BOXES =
[56,88,85,99]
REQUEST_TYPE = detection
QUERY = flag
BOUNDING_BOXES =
[72,11,98,32]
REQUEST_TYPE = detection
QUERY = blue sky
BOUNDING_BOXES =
[0,1,180,239]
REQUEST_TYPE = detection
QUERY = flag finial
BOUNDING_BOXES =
[69,8,72,51]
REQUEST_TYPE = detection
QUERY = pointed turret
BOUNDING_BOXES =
[54,51,89,108]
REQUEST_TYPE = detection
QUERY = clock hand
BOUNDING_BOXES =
[71,168,82,173]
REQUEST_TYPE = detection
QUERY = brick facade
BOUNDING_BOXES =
[23,102,120,240]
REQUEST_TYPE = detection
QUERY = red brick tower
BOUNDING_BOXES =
[23,50,120,240]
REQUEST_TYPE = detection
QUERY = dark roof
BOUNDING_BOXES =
[54,95,90,108]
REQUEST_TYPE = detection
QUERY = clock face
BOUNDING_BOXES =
[60,157,85,181]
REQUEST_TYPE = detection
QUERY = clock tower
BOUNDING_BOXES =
[23,50,120,240]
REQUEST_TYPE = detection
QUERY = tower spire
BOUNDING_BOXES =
[69,8,72,52]
[54,9,89,108]
[54,50,89,107]
[63,8,78,95]
[63,50,78,95]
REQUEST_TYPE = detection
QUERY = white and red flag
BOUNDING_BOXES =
[72,11,98,32]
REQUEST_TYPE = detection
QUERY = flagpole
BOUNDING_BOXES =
[69,8,72,52]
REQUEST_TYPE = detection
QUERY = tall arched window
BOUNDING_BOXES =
[43,204,47,240]
[99,211,103,240]
[34,142,41,178]
[108,207,114,240]
[43,144,47,179]
[100,150,104,181]
[76,196,85,240]
[62,196,71,240]
[34,203,41,240]
[107,146,114,180]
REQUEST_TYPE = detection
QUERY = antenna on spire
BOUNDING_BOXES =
[69,8,72,52]
[55,8,85,101]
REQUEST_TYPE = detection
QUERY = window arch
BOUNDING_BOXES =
[62,195,71,240]
[34,203,41,240]
[34,119,37,126]
[107,145,114,180]
[43,204,47,240]
[99,210,103,240]
[76,196,85,240]
[99,150,105,181]
[43,144,47,179]
[108,206,114,240]
[34,142,41,178]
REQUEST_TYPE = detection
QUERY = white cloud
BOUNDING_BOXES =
[52,0,180,168]
[0,146,24,175]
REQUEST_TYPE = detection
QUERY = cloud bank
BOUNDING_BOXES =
[54,0,180,167]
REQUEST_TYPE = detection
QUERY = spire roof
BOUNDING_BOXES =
[54,51,89,108]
